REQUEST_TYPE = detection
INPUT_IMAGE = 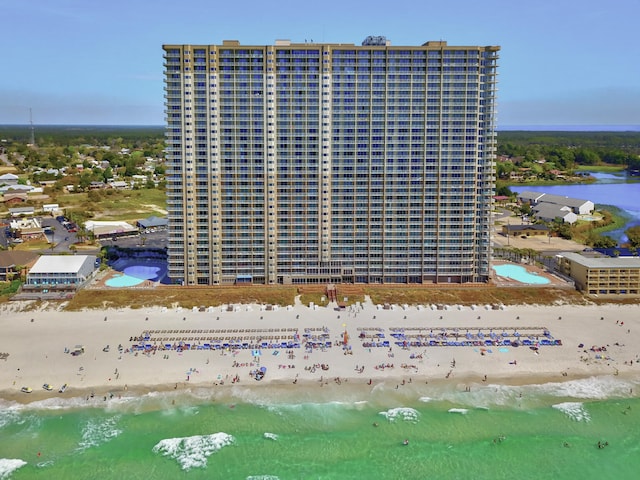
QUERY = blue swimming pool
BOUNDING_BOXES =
[492,264,550,285]
[106,264,167,287]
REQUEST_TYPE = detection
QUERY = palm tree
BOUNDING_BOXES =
[76,226,88,244]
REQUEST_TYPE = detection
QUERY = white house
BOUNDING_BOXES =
[532,203,578,224]
[26,255,97,287]
[85,220,138,239]
[0,173,19,186]
[517,190,594,215]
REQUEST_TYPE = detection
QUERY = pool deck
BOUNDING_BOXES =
[89,268,159,289]
[491,260,571,288]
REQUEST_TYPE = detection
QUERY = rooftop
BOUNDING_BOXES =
[29,255,95,274]
[557,252,640,269]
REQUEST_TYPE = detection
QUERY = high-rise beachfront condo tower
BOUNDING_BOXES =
[163,37,499,286]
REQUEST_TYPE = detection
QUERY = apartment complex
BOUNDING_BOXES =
[163,37,499,285]
[556,252,640,297]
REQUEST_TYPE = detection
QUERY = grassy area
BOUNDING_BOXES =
[0,280,21,301]
[0,166,18,174]
[575,165,627,173]
[363,285,588,306]
[11,240,52,252]
[65,286,299,311]
[61,284,591,311]
[54,188,166,221]
[571,206,630,243]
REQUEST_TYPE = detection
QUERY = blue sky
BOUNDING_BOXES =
[1,0,639,128]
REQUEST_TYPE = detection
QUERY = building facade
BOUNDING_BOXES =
[163,38,499,285]
[25,255,97,288]
[556,252,640,297]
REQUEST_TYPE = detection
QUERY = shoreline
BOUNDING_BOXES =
[3,370,638,409]
[2,301,639,407]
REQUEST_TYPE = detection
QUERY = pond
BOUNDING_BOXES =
[510,172,640,242]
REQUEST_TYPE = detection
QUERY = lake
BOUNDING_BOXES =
[510,172,640,243]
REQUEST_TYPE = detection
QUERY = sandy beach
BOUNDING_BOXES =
[1,298,639,404]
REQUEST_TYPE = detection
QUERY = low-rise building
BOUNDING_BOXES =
[136,215,168,231]
[25,255,97,291]
[0,173,19,186]
[8,207,35,217]
[532,203,578,224]
[1,193,28,205]
[517,191,594,215]
[0,251,39,282]
[85,220,138,239]
[9,216,45,241]
[555,252,640,297]
[501,224,550,237]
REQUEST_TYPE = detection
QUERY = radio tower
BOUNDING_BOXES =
[29,108,36,146]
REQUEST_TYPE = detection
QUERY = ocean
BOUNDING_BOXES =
[1,376,639,479]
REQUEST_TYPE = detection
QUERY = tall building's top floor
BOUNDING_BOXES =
[162,38,500,61]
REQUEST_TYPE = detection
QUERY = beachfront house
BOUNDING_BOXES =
[24,255,97,293]
[0,251,39,282]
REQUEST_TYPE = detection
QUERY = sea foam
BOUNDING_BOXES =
[0,408,20,430]
[153,432,234,470]
[448,408,469,415]
[535,376,636,400]
[0,459,27,480]
[77,416,122,452]
[552,402,591,422]
[379,407,420,423]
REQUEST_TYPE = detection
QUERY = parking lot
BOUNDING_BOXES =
[98,229,168,249]
[1,215,169,253]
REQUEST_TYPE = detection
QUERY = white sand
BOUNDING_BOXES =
[1,299,639,403]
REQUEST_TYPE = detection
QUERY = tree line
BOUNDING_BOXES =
[497,130,640,171]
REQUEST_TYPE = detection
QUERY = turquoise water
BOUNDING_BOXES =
[2,376,639,479]
[493,264,550,285]
[105,274,144,287]
[106,265,163,287]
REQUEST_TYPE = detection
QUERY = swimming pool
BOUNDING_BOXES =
[106,264,166,287]
[492,264,550,285]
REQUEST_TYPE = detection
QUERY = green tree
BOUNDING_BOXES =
[589,234,617,249]
[625,226,640,248]
[550,220,572,240]
[495,184,513,197]
[124,158,140,177]
[519,203,532,216]
[574,148,600,165]
[102,166,113,182]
